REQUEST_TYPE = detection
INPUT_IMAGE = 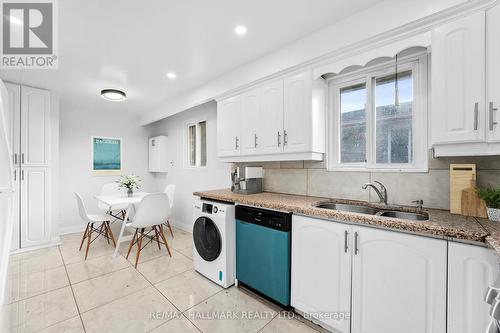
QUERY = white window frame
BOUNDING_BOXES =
[327,52,428,172]
[185,119,207,169]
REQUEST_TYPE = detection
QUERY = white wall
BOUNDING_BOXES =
[141,0,468,124]
[147,101,231,232]
[58,105,155,234]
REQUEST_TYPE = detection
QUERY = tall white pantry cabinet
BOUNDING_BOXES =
[5,82,57,251]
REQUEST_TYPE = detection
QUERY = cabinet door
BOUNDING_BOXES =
[217,96,241,157]
[431,11,486,144]
[448,242,499,333]
[5,83,20,164]
[284,71,312,152]
[291,215,351,333]
[20,86,50,166]
[5,83,20,251]
[487,4,500,142]
[260,80,284,154]
[148,137,160,172]
[351,226,446,333]
[10,172,20,251]
[240,88,261,155]
[20,168,50,247]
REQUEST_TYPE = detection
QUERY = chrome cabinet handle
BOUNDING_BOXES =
[13,170,16,181]
[235,136,239,150]
[13,153,17,164]
[254,134,258,148]
[21,153,25,164]
[277,131,281,147]
[284,130,288,146]
[354,232,359,255]
[490,102,498,131]
[344,230,348,253]
[21,170,24,181]
[474,102,479,131]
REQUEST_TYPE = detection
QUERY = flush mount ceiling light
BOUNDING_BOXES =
[234,25,247,36]
[101,89,126,101]
[166,72,177,79]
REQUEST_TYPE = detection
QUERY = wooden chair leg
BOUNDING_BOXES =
[158,224,172,257]
[85,223,94,260]
[166,220,174,238]
[79,223,89,251]
[106,222,116,247]
[126,229,138,259]
[103,223,110,244]
[134,228,145,269]
[153,226,161,250]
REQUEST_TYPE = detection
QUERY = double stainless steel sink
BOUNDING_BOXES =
[315,202,429,221]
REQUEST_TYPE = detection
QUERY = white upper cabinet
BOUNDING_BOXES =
[431,11,486,144]
[240,88,261,155]
[487,3,500,142]
[291,215,352,333]
[148,136,168,172]
[447,242,499,333]
[259,80,284,154]
[351,226,446,333]
[5,83,20,165]
[216,69,325,161]
[217,96,241,157]
[284,71,313,152]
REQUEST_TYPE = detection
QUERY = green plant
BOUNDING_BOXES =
[477,187,500,209]
[116,174,141,190]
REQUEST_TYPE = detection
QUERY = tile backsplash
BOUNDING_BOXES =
[237,152,500,210]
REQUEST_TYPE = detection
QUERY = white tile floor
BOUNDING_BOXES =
[1,227,324,333]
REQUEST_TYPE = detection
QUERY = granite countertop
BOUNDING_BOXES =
[194,189,497,249]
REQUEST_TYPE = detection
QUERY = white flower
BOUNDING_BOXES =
[116,174,142,190]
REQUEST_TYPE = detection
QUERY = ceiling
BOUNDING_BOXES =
[0,0,383,117]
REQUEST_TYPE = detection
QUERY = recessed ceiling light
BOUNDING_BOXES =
[234,25,247,36]
[101,89,126,101]
[166,72,177,79]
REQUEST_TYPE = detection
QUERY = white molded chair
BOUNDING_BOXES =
[98,183,128,218]
[124,193,172,268]
[75,193,116,259]
[163,184,175,237]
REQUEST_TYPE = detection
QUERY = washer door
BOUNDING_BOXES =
[193,216,222,262]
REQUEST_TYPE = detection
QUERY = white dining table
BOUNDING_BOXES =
[94,192,149,257]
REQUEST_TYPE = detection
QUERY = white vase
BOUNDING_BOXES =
[487,207,500,222]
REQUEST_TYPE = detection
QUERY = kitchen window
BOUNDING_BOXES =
[187,120,207,168]
[328,53,428,172]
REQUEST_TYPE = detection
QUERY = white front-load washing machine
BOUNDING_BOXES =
[192,199,235,288]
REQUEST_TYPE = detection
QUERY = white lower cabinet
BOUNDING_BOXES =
[291,216,447,333]
[20,168,50,248]
[350,226,447,333]
[447,242,499,333]
[291,215,352,333]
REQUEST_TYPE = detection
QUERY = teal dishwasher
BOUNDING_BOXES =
[235,205,291,307]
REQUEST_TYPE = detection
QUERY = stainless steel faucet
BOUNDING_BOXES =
[412,199,424,212]
[362,181,387,205]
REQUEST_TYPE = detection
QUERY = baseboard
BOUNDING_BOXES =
[10,240,61,255]
[170,219,192,233]
[58,224,86,235]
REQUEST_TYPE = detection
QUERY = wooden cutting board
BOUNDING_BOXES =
[461,182,488,218]
[450,164,476,214]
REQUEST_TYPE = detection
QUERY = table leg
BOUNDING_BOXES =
[112,204,132,258]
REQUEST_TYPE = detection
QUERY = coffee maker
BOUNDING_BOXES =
[231,166,263,194]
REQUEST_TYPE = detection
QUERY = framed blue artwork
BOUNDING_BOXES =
[91,136,122,175]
